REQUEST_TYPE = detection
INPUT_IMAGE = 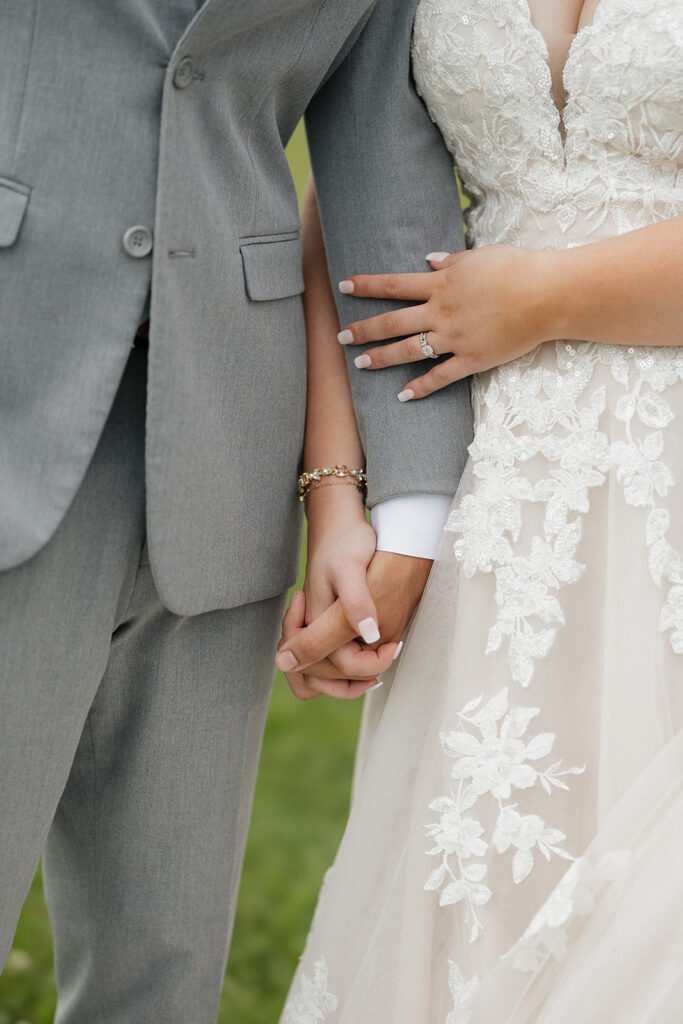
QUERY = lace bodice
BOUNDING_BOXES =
[412,0,683,250]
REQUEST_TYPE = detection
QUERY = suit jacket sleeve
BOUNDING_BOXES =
[305,0,473,508]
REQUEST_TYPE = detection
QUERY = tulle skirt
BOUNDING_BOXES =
[281,340,683,1023]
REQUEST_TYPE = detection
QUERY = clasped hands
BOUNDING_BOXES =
[276,485,432,699]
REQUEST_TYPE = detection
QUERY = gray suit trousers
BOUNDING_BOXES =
[0,347,286,1024]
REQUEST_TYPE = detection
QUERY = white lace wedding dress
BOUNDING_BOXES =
[282,2,683,1020]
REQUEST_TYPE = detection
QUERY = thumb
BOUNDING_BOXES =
[334,563,380,646]
[425,251,459,269]
[280,589,307,642]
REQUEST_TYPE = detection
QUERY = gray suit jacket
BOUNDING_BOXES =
[0,0,471,615]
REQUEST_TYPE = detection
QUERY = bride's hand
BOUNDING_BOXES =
[303,484,380,646]
[338,247,554,400]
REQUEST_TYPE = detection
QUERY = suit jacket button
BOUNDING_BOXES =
[173,57,195,89]
[123,226,153,258]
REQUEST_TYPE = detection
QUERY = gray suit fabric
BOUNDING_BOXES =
[0,349,285,1023]
[307,0,473,504]
[0,0,473,1017]
[0,0,471,616]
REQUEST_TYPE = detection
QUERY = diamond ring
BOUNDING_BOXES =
[419,331,438,359]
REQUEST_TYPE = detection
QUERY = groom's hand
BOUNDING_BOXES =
[276,551,432,684]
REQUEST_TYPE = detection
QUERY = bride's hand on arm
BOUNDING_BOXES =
[337,214,683,399]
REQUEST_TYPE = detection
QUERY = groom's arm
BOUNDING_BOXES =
[274,0,475,681]
[305,0,473,513]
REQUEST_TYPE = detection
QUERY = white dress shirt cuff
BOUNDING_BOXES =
[371,493,454,560]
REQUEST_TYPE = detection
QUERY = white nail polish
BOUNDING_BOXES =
[398,389,415,403]
[392,640,404,661]
[337,329,354,345]
[367,680,384,692]
[354,353,371,369]
[358,617,381,644]
[425,251,449,262]
[339,280,354,294]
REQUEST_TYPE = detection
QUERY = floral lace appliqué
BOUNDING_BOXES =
[503,850,632,973]
[445,343,683,686]
[446,960,480,1024]
[412,0,683,249]
[281,957,338,1024]
[425,688,584,942]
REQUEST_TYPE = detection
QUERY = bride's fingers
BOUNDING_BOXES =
[275,599,398,675]
[333,563,379,646]
[282,591,391,680]
[339,272,432,302]
[353,334,448,370]
[338,305,428,346]
[397,356,470,401]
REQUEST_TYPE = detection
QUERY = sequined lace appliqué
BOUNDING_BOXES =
[447,342,683,686]
[412,0,683,249]
[412,0,683,684]
[281,957,338,1024]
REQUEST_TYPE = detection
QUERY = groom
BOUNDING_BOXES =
[0,0,470,1020]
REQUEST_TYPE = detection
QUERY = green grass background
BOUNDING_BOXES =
[0,123,364,1024]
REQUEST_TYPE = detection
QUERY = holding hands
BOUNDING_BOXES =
[276,482,432,700]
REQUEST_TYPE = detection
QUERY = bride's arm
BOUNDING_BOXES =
[532,215,683,348]
[330,214,683,400]
[277,178,399,699]
[298,175,379,644]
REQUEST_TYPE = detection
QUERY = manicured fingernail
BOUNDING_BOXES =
[367,680,384,692]
[358,617,381,644]
[398,389,415,402]
[392,640,404,661]
[339,280,354,294]
[275,651,299,672]
[337,330,354,345]
[426,252,449,262]
[354,354,371,369]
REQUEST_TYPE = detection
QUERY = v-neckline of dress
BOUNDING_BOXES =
[515,0,611,155]
[519,0,606,103]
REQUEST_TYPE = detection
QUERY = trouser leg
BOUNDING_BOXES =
[0,348,147,965]
[44,572,285,1024]
[1,339,287,1022]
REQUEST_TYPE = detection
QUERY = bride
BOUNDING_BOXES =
[278,0,683,1020]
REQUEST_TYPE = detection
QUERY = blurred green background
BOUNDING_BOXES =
[0,123,364,1024]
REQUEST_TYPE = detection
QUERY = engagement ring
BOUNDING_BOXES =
[419,331,438,359]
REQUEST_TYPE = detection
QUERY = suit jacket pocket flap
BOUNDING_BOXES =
[240,233,304,301]
[0,176,31,247]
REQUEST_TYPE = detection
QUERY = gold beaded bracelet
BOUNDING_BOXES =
[298,465,367,503]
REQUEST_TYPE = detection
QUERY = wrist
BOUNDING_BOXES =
[524,249,571,342]
[305,482,367,528]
